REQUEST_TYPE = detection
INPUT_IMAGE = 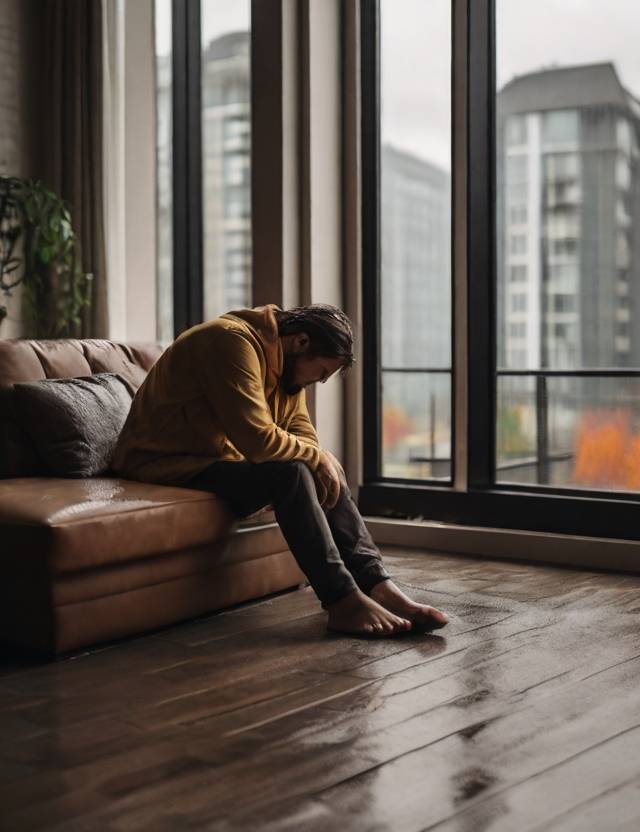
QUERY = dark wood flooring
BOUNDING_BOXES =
[1,547,640,831]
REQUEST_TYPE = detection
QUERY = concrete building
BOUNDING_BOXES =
[201,31,251,320]
[380,144,451,479]
[496,62,640,372]
[381,144,451,369]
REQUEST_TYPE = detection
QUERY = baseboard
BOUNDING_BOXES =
[364,517,640,574]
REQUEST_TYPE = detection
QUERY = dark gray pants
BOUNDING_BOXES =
[185,460,391,606]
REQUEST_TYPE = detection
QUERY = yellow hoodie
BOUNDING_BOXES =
[111,304,322,484]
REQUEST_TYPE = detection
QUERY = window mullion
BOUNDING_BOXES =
[171,0,202,335]
[467,0,495,488]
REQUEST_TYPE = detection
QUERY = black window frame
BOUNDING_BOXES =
[359,0,640,542]
[171,0,203,336]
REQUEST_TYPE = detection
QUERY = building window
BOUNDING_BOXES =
[509,264,527,282]
[509,205,528,224]
[553,294,575,313]
[506,114,527,146]
[543,110,579,145]
[509,322,527,338]
[511,293,527,312]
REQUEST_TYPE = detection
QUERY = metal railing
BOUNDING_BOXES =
[382,366,640,483]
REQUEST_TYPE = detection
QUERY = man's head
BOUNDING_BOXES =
[275,304,355,395]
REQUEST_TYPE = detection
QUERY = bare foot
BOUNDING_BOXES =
[369,580,449,630]
[325,588,412,637]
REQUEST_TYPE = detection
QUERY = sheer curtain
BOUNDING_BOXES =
[102,0,127,341]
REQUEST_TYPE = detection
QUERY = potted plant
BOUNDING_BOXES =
[0,175,92,338]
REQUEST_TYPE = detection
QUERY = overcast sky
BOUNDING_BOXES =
[382,0,640,173]
[157,0,640,174]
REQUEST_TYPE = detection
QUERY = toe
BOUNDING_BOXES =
[394,616,411,631]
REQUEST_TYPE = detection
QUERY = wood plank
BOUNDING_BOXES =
[0,548,639,832]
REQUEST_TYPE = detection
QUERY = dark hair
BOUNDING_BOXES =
[275,304,355,373]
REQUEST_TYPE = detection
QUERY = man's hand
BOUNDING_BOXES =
[323,449,346,483]
[314,450,342,510]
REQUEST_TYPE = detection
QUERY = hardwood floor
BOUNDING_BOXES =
[1,547,640,831]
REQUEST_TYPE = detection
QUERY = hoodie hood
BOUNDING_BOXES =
[220,303,284,392]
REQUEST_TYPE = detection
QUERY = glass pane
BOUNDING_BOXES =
[498,375,640,491]
[201,1,252,320]
[495,0,640,491]
[380,0,452,481]
[382,372,452,480]
[155,0,173,343]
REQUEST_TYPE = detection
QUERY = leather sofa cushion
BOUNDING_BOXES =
[13,374,134,477]
[1,478,277,574]
[0,477,238,573]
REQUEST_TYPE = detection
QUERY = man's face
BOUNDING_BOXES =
[280,338,344,395]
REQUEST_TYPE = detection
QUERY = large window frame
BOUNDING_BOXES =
[359,0,640,542]
[171,0,204,335]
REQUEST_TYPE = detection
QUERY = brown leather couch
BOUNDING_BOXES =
[0,338,305,658]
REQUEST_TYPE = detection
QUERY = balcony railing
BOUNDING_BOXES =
[381,366,640,486]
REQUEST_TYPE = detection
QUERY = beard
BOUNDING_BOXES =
[279,352,303,395]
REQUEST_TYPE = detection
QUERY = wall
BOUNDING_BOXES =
[301,0,345,461]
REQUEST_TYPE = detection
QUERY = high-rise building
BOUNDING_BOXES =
[379,144,452,479]
[381,144,451,368]
[496,62,640,371]
[202,31,251,320]
[155,31,251,335]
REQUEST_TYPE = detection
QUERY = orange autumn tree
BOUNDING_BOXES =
[573,407,640,490]
[382,404,414,450]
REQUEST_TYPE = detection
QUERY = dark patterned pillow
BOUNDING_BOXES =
[13,373,134,477]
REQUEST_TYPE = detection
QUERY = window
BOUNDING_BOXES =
[509,322,527,338]
[375,0,452,482]
[509,234,527,255]
[543,110,579,145]
[154,0,252,337]
[506,114,527,146]
[511,293,527,313]
[202,1,252,321]
[549,238,578,257]
[509,205,528,224]
[496,0,640,498]
[509,265,527,282]
[545,153,580,180]
[553,294,575,313]
[154,0,173,343]
[361,0,640,543]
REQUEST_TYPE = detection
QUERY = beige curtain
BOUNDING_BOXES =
[42,0,108,338]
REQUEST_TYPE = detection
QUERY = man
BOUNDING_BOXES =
[112,303,449,637]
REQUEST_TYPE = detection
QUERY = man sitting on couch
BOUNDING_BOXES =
[111,303,449,637]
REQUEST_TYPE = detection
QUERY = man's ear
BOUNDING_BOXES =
[296,332,310,352]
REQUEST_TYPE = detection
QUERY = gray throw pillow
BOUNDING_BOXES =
[13,373,134,477]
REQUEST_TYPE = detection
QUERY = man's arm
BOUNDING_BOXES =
[190,326,322,470]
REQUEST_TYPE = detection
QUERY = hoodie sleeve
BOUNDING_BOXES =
[190,326,322,471]
[285,388,320,449]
